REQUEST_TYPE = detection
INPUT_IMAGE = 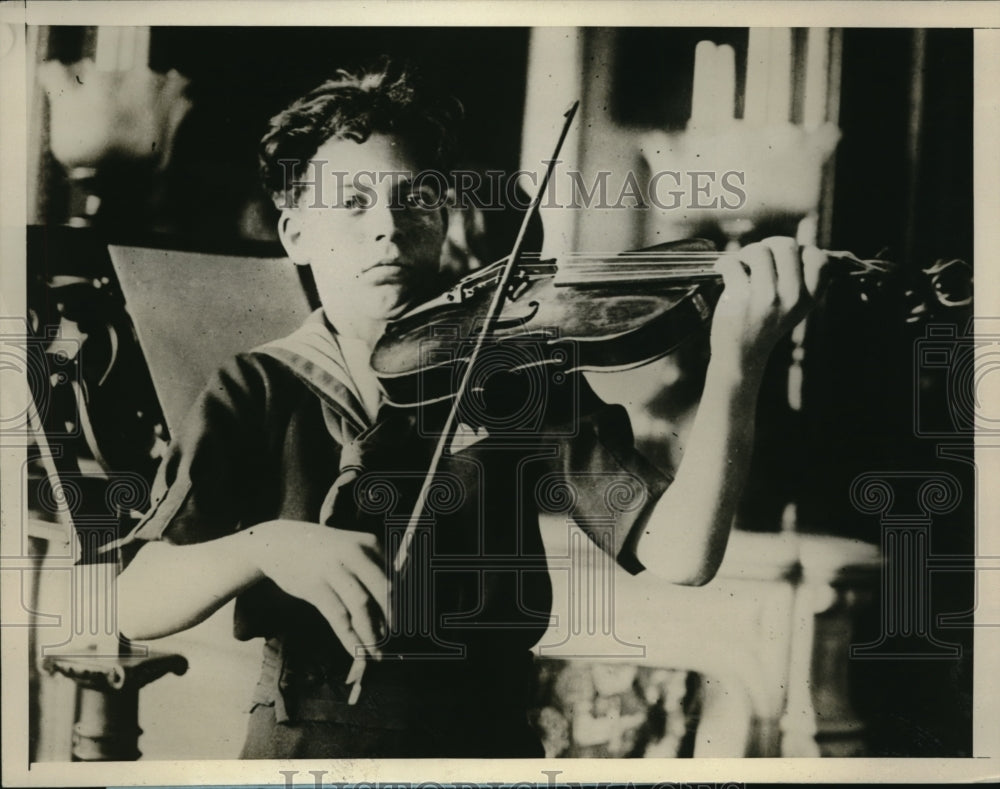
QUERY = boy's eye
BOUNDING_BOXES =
[402,188,438,209]
[344,193,372,211]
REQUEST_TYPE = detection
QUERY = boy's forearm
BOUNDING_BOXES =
[636,358,763,584]
[116,530,264,641]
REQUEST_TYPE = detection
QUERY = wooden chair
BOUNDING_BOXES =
[28,238,310,761]
[24,230,200,761]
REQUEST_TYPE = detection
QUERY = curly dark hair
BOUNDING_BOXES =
[259,59,464,207]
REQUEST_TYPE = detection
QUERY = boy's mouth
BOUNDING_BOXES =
[363,260,412,285]
[364,259,407,273]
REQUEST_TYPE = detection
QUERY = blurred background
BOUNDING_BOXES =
[22,26,975,762]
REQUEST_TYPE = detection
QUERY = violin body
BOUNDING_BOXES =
[372,239,723,407]
[372,233,972,409]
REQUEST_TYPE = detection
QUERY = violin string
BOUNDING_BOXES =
[562,263,719,270]
[563,270,720,275]
[559,266,720,274]
[518,253,723,261]
[555,272,723,286]
[557,276,722,284]
[561,253,722,258]
[514,249,893,275]
[517,250,891,266]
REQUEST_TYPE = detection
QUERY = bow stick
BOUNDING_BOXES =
[346,101,581,704]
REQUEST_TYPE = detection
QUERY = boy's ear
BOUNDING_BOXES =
[440,204,450,236]
[439,185,454,234]
[277,210,309,266]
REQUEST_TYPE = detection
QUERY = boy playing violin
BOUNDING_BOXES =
[116,61,828,758]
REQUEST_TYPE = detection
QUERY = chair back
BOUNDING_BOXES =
[108,244,311,433]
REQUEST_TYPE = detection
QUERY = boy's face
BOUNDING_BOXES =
[279,133,446,325]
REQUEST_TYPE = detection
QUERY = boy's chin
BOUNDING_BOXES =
[322,281,432,325]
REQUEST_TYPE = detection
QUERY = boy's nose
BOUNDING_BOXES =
[368,200,399,243]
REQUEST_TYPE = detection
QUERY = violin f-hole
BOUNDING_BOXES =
[470,300,542,336]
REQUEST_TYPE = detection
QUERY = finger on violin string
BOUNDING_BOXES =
[713,254,751,307]
[802,244,832,297]
[765,236,804,307]
[713,253,749,283]
[741,243,779,310]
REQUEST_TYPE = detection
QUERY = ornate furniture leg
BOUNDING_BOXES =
[42,648,187,761]
[28,392,187,761]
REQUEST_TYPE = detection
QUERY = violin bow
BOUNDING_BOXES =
[345,101,581,705]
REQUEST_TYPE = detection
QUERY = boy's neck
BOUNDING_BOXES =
[323,310,386,354]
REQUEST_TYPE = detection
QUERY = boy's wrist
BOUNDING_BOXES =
[233,524,272,581]
[705,354,765,400]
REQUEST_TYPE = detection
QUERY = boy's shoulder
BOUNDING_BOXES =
[246,310,370,435]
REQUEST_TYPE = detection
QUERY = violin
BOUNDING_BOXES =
[344,100,972,704]
[371,240,972,408]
